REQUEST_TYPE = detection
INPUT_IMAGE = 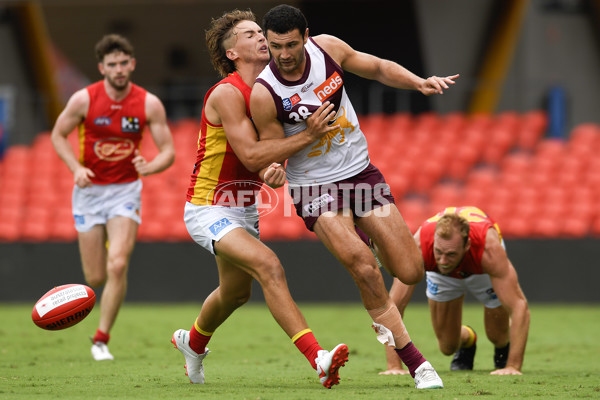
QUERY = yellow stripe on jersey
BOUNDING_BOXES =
[78,123,85,164]
[190,123,227,205]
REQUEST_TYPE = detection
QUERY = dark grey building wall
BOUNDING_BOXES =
[1,240,598,303]
[3,0,599,145]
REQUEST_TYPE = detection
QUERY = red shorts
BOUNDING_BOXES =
[288,163,395,231]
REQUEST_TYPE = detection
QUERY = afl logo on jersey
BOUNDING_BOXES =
[94,138,135,161]
[94,117,111,126]
[282,93,301,112]
[121,116,141,133]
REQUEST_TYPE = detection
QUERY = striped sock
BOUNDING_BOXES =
[293,329,323,370]
[189,320,213,355]
[463,325,477,348]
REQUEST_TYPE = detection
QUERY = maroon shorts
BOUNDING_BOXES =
[288,163,395,231]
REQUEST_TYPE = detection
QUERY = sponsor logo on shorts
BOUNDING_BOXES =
[486,288,498,300]
[93,138,135,161]
[74,214,85,226]
[314,72,343,102]
[426,277,439,295]
[209,217,232,236]
[303,193,335,216]
[121,116,140,133]
[94,116,111,126]
[292,182,393,219]
[124,202,135,210]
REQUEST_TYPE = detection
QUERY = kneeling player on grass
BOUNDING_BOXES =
[378,206,530,376]
[171,9,347,388]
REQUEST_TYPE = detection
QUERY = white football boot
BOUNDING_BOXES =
[315,343,349,388]
[414,361,444,389]
[91,341,114,361]
[171,329,210,384]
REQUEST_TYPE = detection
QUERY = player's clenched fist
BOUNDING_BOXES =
[263,162,286,188]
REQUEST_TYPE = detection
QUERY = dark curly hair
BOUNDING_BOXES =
[205,9,256,77]
[94,34,134,63]
[262,4,307,36]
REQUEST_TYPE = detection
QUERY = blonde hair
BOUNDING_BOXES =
[435,214,470,246]
[205,9,256,77]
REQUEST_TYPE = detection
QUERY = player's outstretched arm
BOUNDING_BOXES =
[314,34,459,95]
[483,229,530,375]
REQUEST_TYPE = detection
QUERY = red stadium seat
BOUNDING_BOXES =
[517,110,548,150]
[591,217,600,237]
[532,217,562,238]
[398,197,428,233]
[0,220,21,241]
[447,144,480,180]
[561,216,590,238]
[501,216,533,238]
[428,182,463,212]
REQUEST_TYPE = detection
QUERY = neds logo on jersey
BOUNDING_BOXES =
[314,72,343,102]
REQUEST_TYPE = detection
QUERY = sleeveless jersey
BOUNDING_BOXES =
[256,37,370,185]
[186,72,261,207]
[420,206,502,279]
[79,81,147,185]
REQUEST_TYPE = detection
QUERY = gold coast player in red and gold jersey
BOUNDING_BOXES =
[172,9,348,389]
[51,34,174,361]
[380,207,530,376]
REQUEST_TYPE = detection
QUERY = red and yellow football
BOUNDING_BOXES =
[32,284,96,330]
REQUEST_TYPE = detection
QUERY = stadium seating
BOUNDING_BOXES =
[1,111,599,242]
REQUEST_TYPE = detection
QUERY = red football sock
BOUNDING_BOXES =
[293,329,323,370]
[189,320,212,355]
[394,341,427,378]
[93,329,110,344]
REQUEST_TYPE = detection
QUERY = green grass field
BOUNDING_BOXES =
[1,302,599,399]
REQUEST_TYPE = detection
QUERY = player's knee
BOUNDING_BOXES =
[401,258,424,285]
[106,256,129,279]
[485,328,509,347]
[85,274,106,288]
[438,340,459,356]
[255,255,286,287]
[228,290,252,308]
[349,257,382,287]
